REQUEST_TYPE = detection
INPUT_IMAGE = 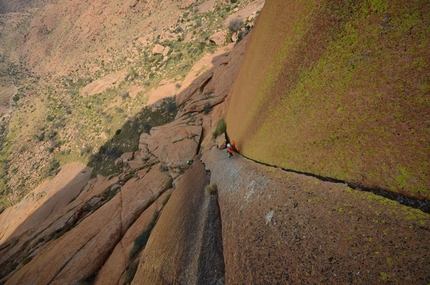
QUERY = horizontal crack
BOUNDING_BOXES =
[241,155,430,214]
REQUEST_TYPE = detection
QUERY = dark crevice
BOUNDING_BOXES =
[241,154,430,213]
[199,75,213,93]
[47,232,99,284]
[196,128,204,156]
[195,168,225,285]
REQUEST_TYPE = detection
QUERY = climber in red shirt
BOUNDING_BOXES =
[227,141,238,158]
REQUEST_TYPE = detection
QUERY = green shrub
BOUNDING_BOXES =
[128,212,159,260]
[228,17,243,33]
[162,194,171,206]
[203,102,211,114]
[164,177,173,190]
[22,256,33,265]
[212,118,226,138]
[124,260,139,284]
[205,184,217,195]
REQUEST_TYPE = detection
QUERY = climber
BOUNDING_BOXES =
[227,141,238,158]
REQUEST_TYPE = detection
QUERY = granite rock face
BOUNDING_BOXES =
[4,168,168,285]
[202,147,430,284]
[139,119,202,177]
[225,0,430,199]
[132,160,225,285]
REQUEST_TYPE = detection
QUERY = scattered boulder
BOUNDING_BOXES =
[216,135,226,149]
[129,0,139,8]
[114,157,124,168]
[198,0,216,13]
[209,30,227,46]
[139,119,202,177]
[81,73,125,96]
[145,82,178,107]
[162,46,171,57]
[152,44,165,55]
[180,0,197,9]
[223,0,265,28]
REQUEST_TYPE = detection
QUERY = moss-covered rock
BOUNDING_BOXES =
[226,0,430,199]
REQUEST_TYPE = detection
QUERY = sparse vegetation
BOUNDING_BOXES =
[164,177,173,190]
[162,194,171,206]
[21,256,32,265]
[0,0,260,208]
[205,184,217,195]
[203,102,212,114]
[212,118,226,138]
[128,211,159,260]
[228,17,243,33]
[124,260,139,284]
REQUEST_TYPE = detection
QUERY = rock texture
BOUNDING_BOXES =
[225,0,430,199]
[4,168,168,285]
[94,189,172,285]
[175,38,248,119]
[209,30,228,46]
[145,82,179,107]
[139,119,202,177]
[223,0,265,28]
[1,1,429,284]
[81,73,125,96]
[0,162,91,245]
[202,147,430,284]
[133,160,224,284]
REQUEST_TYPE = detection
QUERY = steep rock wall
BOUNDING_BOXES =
[225,0,430,199]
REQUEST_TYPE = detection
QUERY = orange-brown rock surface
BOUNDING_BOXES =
[225,0,430,199]
[1,0,429,284]
[139,119,202,177]
[3,167,168,285]
[202,147,430,284]
[94,189,172,285]
[132,160,224,284]
[0,162,91,246]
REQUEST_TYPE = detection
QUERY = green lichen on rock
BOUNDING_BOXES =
[226,0,430,198]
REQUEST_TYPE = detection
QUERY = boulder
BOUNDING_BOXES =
[209,30,227,46]
[162,46,171,57]
[81,73,125,96]
[223,0,265,28]
[145,82,178,107]
[139,120,202,177]
[152,44,164,55]
[216,135,226,149]
[114,157,124,168]
[197,0,216,13]
[129,0,139,8]
[180,0,197,9]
